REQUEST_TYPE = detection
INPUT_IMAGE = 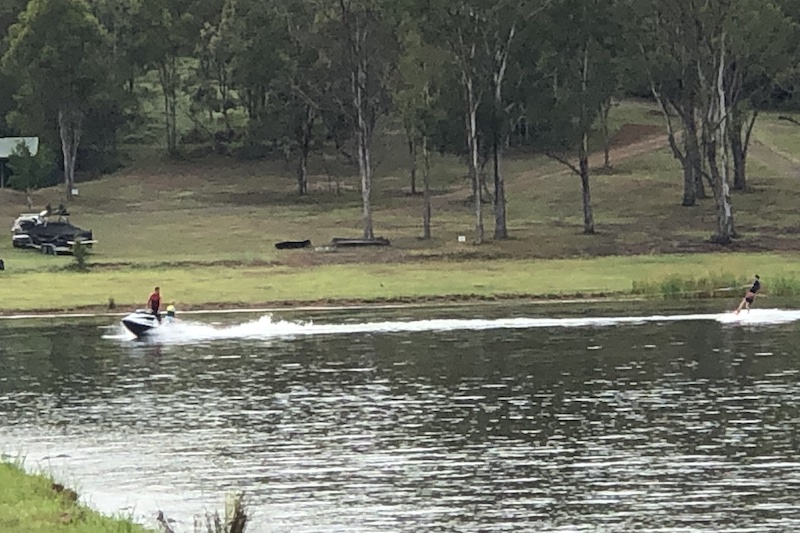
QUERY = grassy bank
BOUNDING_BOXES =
[0,461,153,533]
[0,252,797,314]
[1,101,800,314]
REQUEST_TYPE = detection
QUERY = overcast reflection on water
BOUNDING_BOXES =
[1,304,800,532]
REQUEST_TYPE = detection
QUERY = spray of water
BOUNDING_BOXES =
[105,308,800,345]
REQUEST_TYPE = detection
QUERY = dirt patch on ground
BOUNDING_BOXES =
[610,124,662,148]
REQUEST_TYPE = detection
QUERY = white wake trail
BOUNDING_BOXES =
[106,308,800,345]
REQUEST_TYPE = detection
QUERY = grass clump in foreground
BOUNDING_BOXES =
[182,493,247,533]
[0,461,153,533]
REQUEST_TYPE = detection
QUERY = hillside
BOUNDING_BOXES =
[2,100,800,273]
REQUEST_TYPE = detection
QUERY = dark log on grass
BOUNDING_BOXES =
[275,240,312,250]
[331,237,390,247]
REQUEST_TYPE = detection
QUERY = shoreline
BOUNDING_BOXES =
[0,292,658,319]
[0,460,155,533]
[2,251,794,318]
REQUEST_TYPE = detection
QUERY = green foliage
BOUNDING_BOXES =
[2,0,121,187]
[0,0,798,242]
[632,272,749,299]
[3,0,110,110]
[70,239,90,272]
[395,25,449,142]
[6,142,56,192]
[632,272,800,300]
[0,461,154,533]
[767,275,800,296]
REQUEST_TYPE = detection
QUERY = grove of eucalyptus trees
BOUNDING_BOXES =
[1,0,799,244]
[634,0,797,244]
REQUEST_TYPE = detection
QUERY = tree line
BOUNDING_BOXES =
[1,0,799,244]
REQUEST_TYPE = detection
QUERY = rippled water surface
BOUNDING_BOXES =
[2,303,800,532]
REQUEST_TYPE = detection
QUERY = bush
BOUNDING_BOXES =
[769,276,800,297]
[71,240,90,272]
[632,272,749,300]
[7,143,59,193]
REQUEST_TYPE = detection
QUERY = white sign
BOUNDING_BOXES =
[0,137,39,158]
[458,235,466,243]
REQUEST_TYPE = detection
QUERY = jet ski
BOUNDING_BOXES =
[121,309,161,337]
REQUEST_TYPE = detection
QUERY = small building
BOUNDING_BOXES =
[0,137,40,189]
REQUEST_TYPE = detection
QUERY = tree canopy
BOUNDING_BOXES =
[1,0,799,243]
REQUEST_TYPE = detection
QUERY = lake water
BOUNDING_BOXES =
[2,303,800,532]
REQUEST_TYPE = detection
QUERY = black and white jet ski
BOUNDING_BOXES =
[121,309,161,337]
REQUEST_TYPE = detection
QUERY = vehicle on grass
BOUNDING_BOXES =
[11,204,96,255]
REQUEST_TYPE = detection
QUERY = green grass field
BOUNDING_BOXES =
[0,461,152,533]
[0,253,794,313]
[1,99,799,313]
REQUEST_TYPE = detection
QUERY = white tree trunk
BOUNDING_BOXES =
[714,33,735,242]
[491,23,514,240]
[465,73,483,243]
[58,108,84,200]
[422,135,432,239]
[579,42,594,234]
[355,51,374,240]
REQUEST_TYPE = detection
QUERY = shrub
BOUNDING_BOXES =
[632,272,751,300]
[769,276,800,297]
[71,240,89,272]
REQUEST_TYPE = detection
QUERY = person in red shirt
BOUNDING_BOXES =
[147,286,161,321]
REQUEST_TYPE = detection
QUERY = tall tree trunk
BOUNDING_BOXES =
[464,73,483,243]
[685,108,705,203]
[579,131,594,234]
[408,136,417,195]
[706,146,734,243]
[492,136,507,239]
[490,23,514,240]
[297,153,308,196]
[58,107,84,200]
[341,1,375,240]
[729,125,746,191]
[599,97,612,169]
[158,56,179,155]
[580,42,594,234]
[297,106,313,195]
[730,108,757,191]
[652,84,704,205]
[422,136,432,239]
[355,55,373,240]
[703,34,735,244]
[680,155,696,207]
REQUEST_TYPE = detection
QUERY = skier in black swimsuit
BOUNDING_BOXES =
[734,275,760,314]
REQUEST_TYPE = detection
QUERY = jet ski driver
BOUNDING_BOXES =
[147,286,161,322]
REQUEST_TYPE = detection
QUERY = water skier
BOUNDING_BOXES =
[734,275,760,315]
